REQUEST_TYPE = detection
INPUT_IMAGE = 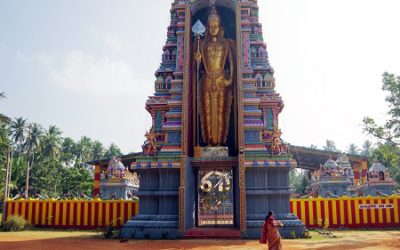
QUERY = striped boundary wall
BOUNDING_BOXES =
[290,196,400,228]
[4,199,138,229]
[4,197,399,229]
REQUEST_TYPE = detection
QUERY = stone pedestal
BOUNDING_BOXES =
[196,147,229,158]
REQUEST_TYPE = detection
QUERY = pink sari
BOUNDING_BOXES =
[259,217,282,250]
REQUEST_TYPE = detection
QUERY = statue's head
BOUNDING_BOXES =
[208,7,222,37]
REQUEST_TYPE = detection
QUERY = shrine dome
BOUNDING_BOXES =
[323,159,339,171]
[336,154,351,168]
[369,162,386,174]
[108,157,125,172]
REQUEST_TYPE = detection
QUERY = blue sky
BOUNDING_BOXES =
[1,0,400,153]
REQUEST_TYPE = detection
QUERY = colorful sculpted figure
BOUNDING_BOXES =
[259,211,283,250]
[271,128,283,154]
[143,129,158,156]
[194,6,235,146]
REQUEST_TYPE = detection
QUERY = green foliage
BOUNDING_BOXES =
[0,116,124,199]
[363,72,400,187]
[370,143,400,187]
[0,92,10,125]
[323,140,339,152]
[289,169,310,194]
[105,143,122,159]
[60,166,94,196]
[347,143,360,155]
[361,140,372,156]
[3,216,28,231]
[363,72,400,145]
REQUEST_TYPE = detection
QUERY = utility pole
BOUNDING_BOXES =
[2,148,11,225]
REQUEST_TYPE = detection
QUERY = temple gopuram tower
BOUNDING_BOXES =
[121,0,305,239]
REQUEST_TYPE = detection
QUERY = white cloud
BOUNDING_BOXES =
[49,51,148,97]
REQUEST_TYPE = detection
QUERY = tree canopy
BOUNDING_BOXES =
[363,72,400,187]
[0,117,124,199]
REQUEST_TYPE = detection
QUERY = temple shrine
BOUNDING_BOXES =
[309,154,354,198]
[303,151,397,198]
[93,0,306,239]
[350,162,397,197]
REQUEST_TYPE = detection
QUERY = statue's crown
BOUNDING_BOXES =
[208,6,220,24]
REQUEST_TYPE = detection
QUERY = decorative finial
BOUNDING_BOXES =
[210,6,218,15]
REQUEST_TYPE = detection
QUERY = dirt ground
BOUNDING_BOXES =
[0,230,399,250]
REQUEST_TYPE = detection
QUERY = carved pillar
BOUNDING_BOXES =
[178,4,191,232]
[93,164,100,198]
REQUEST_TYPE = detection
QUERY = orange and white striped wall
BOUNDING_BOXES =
[290,196,400,228]
[4,199,138,229]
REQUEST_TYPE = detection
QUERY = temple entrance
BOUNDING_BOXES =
[197,168,234,226]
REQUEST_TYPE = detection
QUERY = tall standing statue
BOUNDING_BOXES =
[194,6,235,146]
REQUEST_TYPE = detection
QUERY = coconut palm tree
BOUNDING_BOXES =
[0,92,10,125]
[10,117,27,153]
[361,140,372,157]
[347,143,360,155]
[91,140,105,161]
[75,136,93,163]
[41,125,62,160]
[23,123,43,197]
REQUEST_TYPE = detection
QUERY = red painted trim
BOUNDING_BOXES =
[46,202,50,226]
[382,200,387,226]
[31,201,36,225]
[38,202,43,226]
[343,199,349,226]
[366,199,371,226]
[328,200,333,226]
[116,202,121,226]
[102,202,106,226]
[312,200,317,226]
[73,202,77,226]
[389,199,395,226]
[94,202,99,227]
[87,202,92,226]
[350,200,356,225]
[397,198,400,225]
[93,188,100,197]
[66,202,70,226]
[124,202,129,222]
[296,201,301,222]
[80,203,85,226]
[335,200,341,226]
[304,200,309,225]
[52,202,56,225]
[61,202,66,225]
[109,202,114,226]
[373,199,379,225]
[320,200,325,226]
[18,201,22,217]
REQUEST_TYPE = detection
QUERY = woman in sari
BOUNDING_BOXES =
[259,211,283,250]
